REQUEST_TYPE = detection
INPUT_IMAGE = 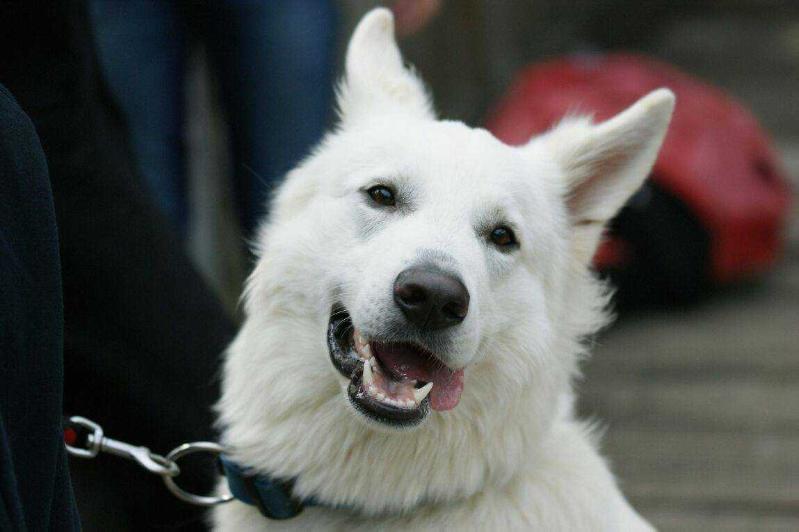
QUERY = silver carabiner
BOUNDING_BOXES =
[65,416,179,477]
[65,416,232,506]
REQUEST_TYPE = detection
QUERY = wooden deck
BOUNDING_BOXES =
[578,145,799,530]
[569,7,799,528]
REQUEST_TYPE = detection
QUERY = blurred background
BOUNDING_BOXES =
[74,0,799,530]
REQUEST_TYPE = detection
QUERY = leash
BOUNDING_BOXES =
[63,416,309,519]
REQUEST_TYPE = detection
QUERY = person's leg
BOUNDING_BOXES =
[0,83,80,532]
[2,2,237,528]
[90,0,189,236]
[207,0,337,238]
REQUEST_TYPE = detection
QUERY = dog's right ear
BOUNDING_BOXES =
[336,8,434,125]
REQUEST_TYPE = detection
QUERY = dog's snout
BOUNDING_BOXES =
[393,267,469,330]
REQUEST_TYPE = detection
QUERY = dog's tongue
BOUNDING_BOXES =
[372,343,464,411]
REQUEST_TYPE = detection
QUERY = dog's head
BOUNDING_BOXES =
[233,9,673,436]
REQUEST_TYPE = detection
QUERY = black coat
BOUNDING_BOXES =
[0,1,236,529]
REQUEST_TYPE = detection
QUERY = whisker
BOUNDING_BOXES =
[330,309,350,319]
[241,162,275,192]
[334,320,354,335]
[336,324,355,341]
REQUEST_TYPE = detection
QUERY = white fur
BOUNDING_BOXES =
[214,8,673,531]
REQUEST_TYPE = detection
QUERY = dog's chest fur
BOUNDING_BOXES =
[212,397,650,531]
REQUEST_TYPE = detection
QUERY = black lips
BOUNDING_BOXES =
[327,305,429,428]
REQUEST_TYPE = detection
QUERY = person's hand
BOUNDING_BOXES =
[391,0,443,37]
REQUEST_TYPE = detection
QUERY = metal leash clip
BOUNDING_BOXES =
[64,416,233,507]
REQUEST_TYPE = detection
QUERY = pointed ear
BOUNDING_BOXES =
[541,89,675,263]
[336,8,434,124]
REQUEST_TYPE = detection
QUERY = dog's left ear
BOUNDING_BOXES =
[536,89,675,263]
[336,8,434,125]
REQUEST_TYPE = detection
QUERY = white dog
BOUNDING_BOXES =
[213,8,672,531]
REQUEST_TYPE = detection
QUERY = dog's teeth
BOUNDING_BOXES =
[362,358,374,385]
[362,343,372,358]
[376,392,386,401]
[404,399,414,408]
[413,382,433,403]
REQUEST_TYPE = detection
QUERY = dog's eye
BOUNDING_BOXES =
[489,226,518,249]
[366,185,396,207]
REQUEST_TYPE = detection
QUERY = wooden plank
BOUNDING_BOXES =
[644,509,799,532]
[599,429,799,510]
[583,273,799,381]
[580,379,799,433]
[603,429,799,479]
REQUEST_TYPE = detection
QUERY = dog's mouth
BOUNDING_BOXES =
[327,305,464,427]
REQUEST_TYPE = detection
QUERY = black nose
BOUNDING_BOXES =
[393,266,470,330]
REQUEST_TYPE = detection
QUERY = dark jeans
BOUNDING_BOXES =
[90,0,337,237]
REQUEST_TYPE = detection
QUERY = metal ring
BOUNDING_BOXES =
[161,442,234,506]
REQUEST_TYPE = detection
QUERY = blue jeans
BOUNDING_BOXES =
[91,0,337,237]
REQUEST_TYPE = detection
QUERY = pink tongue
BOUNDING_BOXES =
[372,343,464,411]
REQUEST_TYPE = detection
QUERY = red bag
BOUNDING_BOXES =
[486,54,791,304]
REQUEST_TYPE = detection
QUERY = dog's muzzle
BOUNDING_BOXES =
[327,304,464,428]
